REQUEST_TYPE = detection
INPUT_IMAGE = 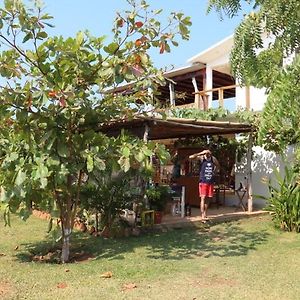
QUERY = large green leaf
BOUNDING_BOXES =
[15,169,26,186]
[57,143,69,158]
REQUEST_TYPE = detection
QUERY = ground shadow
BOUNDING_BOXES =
[15,219,270,263]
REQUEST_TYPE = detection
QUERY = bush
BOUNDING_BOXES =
[264,166,300,232]
[146,185,171,211]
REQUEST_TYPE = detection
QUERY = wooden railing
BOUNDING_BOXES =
[174,103,195,109]
[194,84,237,109]
[195,85,251,110]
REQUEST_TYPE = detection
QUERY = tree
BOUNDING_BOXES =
[0,0,191,262]
[207,0,300,162]
[208,0,300,231]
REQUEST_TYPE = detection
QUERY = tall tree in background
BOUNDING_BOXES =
[0,0,191,262]
[208,0,300,161]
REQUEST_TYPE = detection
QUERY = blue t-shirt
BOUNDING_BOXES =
[199,158,215,184]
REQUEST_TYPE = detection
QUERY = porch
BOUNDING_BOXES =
[158,206,268,230]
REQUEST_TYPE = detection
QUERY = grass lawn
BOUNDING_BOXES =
[0,212,299,300]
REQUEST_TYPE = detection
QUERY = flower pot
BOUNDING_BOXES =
[154,211,163,224]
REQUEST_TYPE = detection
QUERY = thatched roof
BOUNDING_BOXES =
[99,115,252,140]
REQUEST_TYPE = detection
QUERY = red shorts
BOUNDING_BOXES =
[199,183,214,198]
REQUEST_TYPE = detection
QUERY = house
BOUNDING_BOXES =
[109,34,294,214]
[153,34,295,210]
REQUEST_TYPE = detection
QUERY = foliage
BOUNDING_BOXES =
[171,107,229,120]
[257,57,300,156]
[171,107,256,171]
[262,166,300,233]
[80,170,137,233]
[146,184,171,211]
[0,0,190,262]
[207,0,300,158]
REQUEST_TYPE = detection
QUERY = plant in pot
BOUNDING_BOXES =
[146,185,171,224]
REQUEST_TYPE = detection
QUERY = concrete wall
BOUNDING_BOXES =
[233,145,296,209]
[235,85,267,111]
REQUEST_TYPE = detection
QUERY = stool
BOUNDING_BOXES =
[141,210,154,227]
[235,189,247,211]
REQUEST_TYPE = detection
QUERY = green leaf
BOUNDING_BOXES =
[143,148,153,157]
[57,143,69,158]
[104,42,119,54]
[137,151,145,162]
[23,32,33,43]
[122,146,131,158]
[36,31,48,39]
[15,170,26,186]
[76,31,84,46]
[87,155,94,173]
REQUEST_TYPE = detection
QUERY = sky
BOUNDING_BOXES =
[41,0,248,70]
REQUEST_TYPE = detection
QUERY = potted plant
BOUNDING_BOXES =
[146,185,171,224]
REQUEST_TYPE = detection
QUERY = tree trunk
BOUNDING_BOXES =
[61,227,72,263]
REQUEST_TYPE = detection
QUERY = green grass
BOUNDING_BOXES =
[0,212,299,300]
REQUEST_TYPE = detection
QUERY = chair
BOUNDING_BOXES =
[235,185,247,211]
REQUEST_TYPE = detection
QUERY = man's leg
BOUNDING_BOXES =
[203,197,211,219]
[203,184,214,219]
[200,195,206,219]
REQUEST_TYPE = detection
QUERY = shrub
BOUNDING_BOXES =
[146,185,171,211]
[263,166,300,232]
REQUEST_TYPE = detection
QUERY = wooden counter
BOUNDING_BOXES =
[175,176,200,207]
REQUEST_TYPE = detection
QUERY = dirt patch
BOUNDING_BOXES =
[71,251,95,263]
[0,281,13,298]
[122,283,137,292]
[193,276,238,288]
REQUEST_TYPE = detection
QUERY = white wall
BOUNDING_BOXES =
[234,145,296,209]
[235,85,267,111]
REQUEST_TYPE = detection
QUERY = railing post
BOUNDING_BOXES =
[218,88,224,108]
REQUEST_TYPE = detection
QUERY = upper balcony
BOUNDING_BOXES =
[155,64,251,112]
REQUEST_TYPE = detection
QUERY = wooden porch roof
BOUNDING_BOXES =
[99,116,252,140]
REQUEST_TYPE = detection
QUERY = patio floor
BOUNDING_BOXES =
[157,205,268,230]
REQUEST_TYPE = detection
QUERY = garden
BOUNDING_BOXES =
[0,213,299,299]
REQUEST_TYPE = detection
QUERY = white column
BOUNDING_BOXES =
[206,65,213,108]
[181,186,185,218]
[247,132,253,213]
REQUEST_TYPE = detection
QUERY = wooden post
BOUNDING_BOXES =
[245,86,250,109]
[143,123,149,142]
[218,88,224,108]
[247,132,253,213]
[169,82,175,107]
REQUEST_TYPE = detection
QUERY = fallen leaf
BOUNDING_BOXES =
[57,282,67,289]
[100,271,112,278]
[122,283,137,291]
[0,253,6,257]
[65,269,70,272]
[14,246,19,251]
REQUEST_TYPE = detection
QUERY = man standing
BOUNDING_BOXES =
[189,150,220,221]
